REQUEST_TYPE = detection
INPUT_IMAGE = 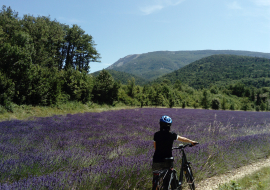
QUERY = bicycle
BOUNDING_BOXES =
[152,143,199,190]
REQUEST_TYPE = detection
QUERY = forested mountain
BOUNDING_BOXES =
[91,69,148,86]
[154,55,270,89]
[107,50,270,81]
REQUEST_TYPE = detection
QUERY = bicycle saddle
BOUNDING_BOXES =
[164,157,174,162]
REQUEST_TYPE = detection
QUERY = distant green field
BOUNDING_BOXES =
[0,102,136,121]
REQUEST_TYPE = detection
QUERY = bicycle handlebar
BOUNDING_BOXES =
[172,142,199,150]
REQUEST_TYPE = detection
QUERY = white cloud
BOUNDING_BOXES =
[140,4,164,15]
[227,1,243,10]
[139,0,185,15]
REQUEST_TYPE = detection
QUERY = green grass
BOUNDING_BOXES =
[218,166,270,190]
[0,101,205,122]
[0,101,139,121]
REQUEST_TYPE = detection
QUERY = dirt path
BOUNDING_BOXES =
[196,157,270,190]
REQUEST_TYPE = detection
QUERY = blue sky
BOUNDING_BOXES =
[2,0,270,73]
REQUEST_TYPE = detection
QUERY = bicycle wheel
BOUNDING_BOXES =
[155,174,171,190]
[153,174,165,190]
[158,176,166,190]
[184,166,195,190]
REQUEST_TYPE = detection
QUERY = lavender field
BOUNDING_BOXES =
[1,108,270,189]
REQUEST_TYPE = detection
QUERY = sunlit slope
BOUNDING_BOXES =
[154,54,270,89]
[107,50,270,81]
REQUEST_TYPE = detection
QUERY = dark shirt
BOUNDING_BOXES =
[153,130,178,163]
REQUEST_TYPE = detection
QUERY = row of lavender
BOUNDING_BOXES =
[0,108,270,189]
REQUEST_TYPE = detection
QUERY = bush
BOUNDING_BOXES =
[92,70,120,105]
[229,104,235,110]
[192,101,199,109]
[211,98,220,110]
[0,72,15,112]
[25,65,63,105]
[260,102,266,111]
[221,98,227,110]
[63,69,94,103]
[241,103,251,111]
[201,89,210,109]
[118,89,139,106]
[0,105,7,114]
[168,98,175,108]
[182,101,186,109]
[210,86,218,94]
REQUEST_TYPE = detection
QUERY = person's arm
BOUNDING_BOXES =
[177,135,198,145]
[153,141,156,150]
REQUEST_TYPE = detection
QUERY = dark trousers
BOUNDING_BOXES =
[152,161,173,171]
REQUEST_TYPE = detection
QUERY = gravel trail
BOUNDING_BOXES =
[196,157,270,190]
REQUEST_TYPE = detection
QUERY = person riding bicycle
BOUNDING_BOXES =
[152,115,198,172]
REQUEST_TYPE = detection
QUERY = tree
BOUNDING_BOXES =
[210,86,218,94]
[201,89,210,109]
[182,101,186,109]
[255,89,262,106]
[127,77,136,98]
[260,101,266,111]
[162,79,171,86]
[229,104,235,110]
[92,70,120,104]
[211,98,220,110]
[168,96,175,108]
[241,98,251,111]
[20,15,65,69]
[250,88,256,101]
[161,84,171,100]
[0,7,36,105]
[136,92,148,108]
[221,97,227,110]
[0,6,34,78]
[230,83,245,97]
[192,100,199,109]
[156,93,165,106]
[61,24,100,72]
[62,68,93,103]
[0,6,20,41]
[174,80,182,91]
[0,71,14,111]
[147,87,156,106]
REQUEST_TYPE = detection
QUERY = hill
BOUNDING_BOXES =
[107,50,270,81]
[154,54,270,89]
[91,69,148,86]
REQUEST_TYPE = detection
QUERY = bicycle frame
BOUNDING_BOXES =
[177,145,190,187]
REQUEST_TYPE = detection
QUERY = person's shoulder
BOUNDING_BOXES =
[154,131,161,135]
[170,131,177,135]
[170,131,178,140]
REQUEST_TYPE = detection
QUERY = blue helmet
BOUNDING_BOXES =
[160,115,172,124]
